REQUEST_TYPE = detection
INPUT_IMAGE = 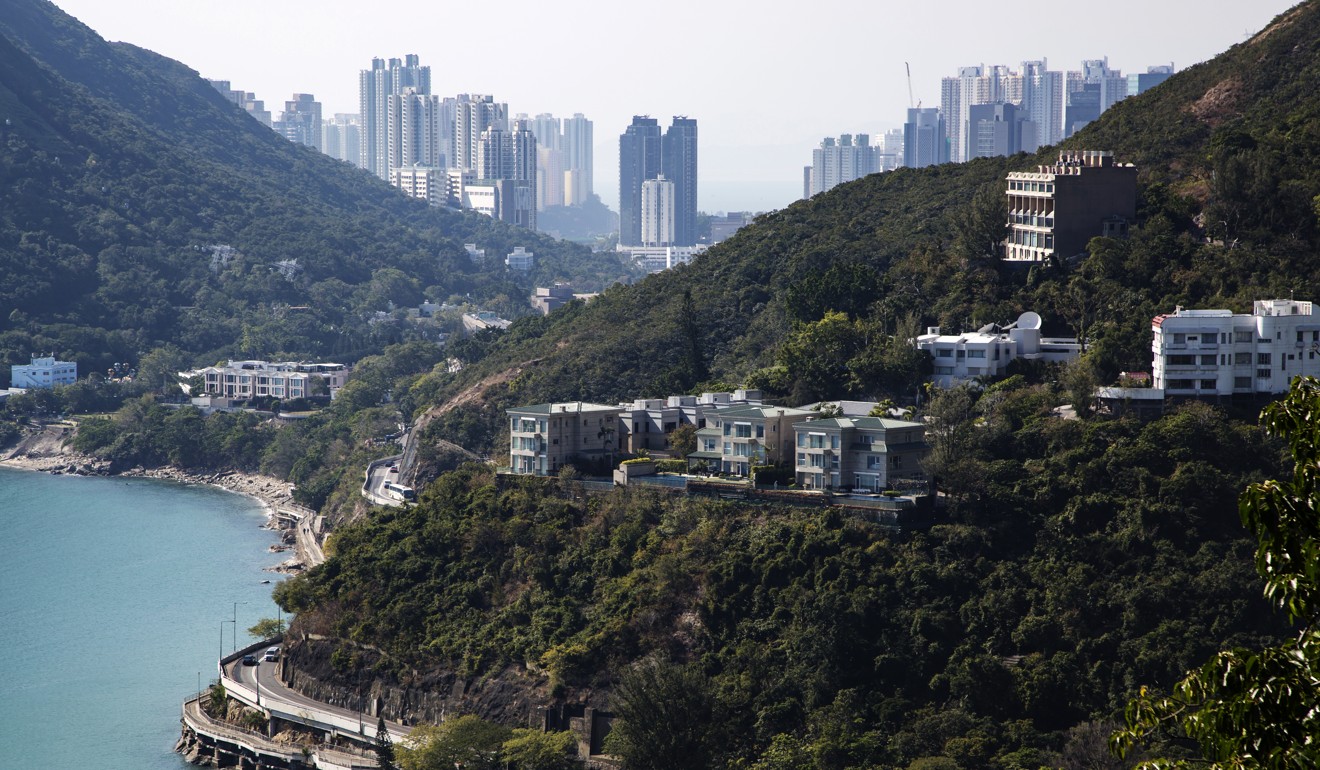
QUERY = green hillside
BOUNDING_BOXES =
[404,2,1320,456]
[0,0,629,380]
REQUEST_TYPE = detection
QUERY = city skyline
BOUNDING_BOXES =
[52,0,1296,213]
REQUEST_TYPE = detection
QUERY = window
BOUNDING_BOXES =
[937,349,953,358]
[1200,380,1216,390]
[1235,330,1253,343]
[866,456,883,470]
[808,434,825,449]
[756,425,764,439]
[797,453,806,466]
[797,433,806,448]
[1200,355,1216,365]
[734,424,752,438]
[1235,352,1251,365]
[1258,369,1272,380]
[1168,355,1196,365]
[1235,376,1252,389]
[1172,333,1186,344]
[968,350,986,359]
[1258,353,1272,365]
[1168,379,1195,389]
[891,455,904,469]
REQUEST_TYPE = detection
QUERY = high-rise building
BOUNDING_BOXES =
[562,114,594,205]
[276,94,322,151]
[1004,150,1137,263]
[529,113,561,152]
[207,80,272,127]
[941,65,1014,163]
[538,147,566,210]
[388,90,448,170]
[359,55,431,180]
[1065,58,1128,137]
[453,95,508,173]
[1017,60,1063,150]
[968,103,1023,159]
[1128,65,1175,96]
[904,108,948,168]
[663,118,698,247]
[322,113,361,166]
[619,116,663,247]
[640,175,676,247]
[474,119,537,229]
[807,134,883,197]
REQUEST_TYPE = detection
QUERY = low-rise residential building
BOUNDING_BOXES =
[1152,299,1320,396]
[11,356,77,389]
[618,390,764,453]
[182,360,349,400]
[915,312,1080,386]
[707,405,816,477]
[507,402,620,475]
[792,416,927,492]
[462,311,511,332]
[532,284,576,315]
[506,246,534,271]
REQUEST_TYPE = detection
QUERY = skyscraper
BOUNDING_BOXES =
[903,108,947,169]
[562,114,594,205]
[276,94,322,151]
[1018,60,1063,150]
[663,117,698,247]
[453,95,508,173]
[359,55,431,180]
[618,117,663,247]
[640,176,676,247]
[322,113,361,166]
[807,134,884,196]
[388,90,447,170]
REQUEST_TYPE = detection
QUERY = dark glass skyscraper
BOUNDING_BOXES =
[663,117,698,247]
[618,117,662,247]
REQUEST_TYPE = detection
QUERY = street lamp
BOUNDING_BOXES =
[232,601,247,655]
[220,620,234,662]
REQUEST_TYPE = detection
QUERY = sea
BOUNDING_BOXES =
[0,466,285,769]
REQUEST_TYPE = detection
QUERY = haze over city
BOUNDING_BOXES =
[53,0,1296,212]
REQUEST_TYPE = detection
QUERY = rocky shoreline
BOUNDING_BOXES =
[0,426,309,572]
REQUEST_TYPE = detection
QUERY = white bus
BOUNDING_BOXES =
[383,481,415,502]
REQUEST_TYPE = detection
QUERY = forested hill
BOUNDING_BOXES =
[0,0,625,378]
[415,2,1320,454]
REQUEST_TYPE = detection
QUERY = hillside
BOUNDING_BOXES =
[404,2,1320,456]
[0,0,629,380]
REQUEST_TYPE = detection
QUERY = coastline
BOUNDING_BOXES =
[1,426,310,571]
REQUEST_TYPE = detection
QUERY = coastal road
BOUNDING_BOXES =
[362,455,405,506]
[226,653,409,739]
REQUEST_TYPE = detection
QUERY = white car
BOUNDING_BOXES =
[263,646,280,662]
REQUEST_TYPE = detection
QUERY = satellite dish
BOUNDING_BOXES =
[1017,311,1042,330]
[977,323,996,334]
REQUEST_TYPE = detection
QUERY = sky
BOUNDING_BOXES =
[52,0,1299,214]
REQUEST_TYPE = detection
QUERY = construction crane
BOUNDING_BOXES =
[905,62,920,109]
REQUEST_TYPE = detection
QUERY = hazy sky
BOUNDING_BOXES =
[52,0,1298,213]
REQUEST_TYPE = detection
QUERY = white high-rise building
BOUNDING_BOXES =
[453,95,508,173]
[1017,60,1063,150]
[562,114,594,204]
[322,113,361,167]
[388,90,448,170]
[538,147,566,210]
[807,134,883,197]
[359,55,430,180]
[640,175,675,246]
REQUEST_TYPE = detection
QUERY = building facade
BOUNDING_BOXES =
[915,312,1080,386]
[662,117,698,246]
[792,417,926,492]
[276,94,322,151]
[11,356,76,389]
[1003,150,1137,263]
[507,402,620,475]
[618,117,663,247]
[640,176,676,246]
[903,108,948,169]
[322,113,361,166]
[184,361,349,401]
[705,406,816,477]
[806,134,886,197]
[1152,300,1320,397]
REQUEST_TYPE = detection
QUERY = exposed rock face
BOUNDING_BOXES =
[175,726,215,767]
[283,632,605,728]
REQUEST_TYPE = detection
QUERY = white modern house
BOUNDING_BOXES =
[181,360,349,400]
[11,356,77,389]
[1152,299,1320,396]
[915,312,1080,386]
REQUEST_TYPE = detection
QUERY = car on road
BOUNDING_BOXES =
[263,646,280,662]
[242,654,258,666]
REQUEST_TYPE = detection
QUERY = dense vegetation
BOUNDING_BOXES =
[275,379,1287,767]
[0,0,633,386]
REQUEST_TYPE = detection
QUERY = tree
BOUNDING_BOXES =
[606,657,717,770]
[247,617,286,639]
[375,716,398,770]
[398,715,512,770]
[1111,376,1320,768]
[501,728,579,770]
[668,424,698,457]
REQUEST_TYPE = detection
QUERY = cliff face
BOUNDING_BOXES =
[281,631,608,728]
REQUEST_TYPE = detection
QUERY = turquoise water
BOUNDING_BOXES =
[0,466,284,769]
